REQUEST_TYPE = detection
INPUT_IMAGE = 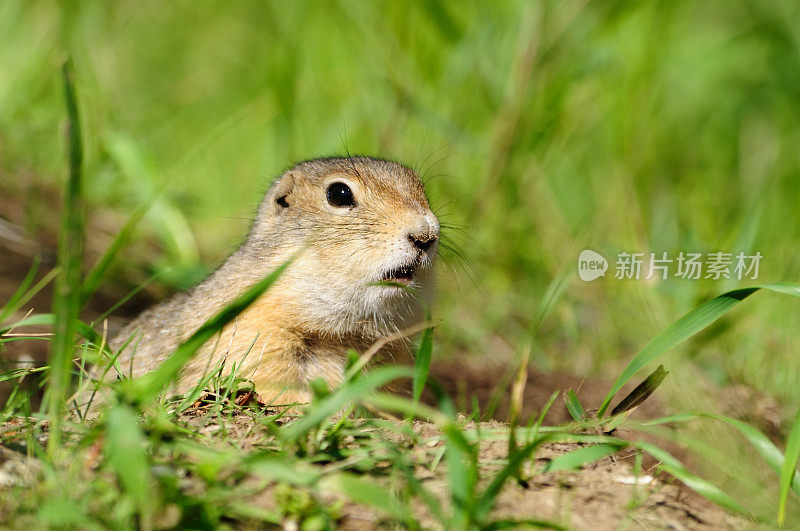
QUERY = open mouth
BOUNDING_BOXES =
[380,264,416,285]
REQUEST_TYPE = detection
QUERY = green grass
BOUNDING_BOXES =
[2,0,800,527]
[46,59,84,453]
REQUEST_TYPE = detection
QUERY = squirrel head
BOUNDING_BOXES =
[245,156,439,337]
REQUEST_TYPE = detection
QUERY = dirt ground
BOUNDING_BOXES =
[0,409,747,530]
[402,421,742,530]
[175,413,747,529]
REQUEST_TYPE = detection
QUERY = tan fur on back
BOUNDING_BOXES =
[86,157,439,409]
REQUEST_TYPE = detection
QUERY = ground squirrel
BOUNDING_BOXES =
[87,156,439,408]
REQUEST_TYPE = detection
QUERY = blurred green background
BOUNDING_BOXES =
[2,0,800,512]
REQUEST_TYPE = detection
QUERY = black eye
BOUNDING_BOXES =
[326,182,356,208]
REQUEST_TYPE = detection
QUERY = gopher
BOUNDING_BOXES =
[85,156,439,408]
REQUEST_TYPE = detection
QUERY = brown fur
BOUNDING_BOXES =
[82,156,439,409]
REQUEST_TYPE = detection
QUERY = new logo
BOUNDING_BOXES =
[578,249,608,281]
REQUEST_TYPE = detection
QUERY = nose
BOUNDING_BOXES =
[409,233,437,252]
[407,214,440,253]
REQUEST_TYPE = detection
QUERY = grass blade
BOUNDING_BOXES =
[643,412,800,497]
[598,283,800,417]
[362,392,448,424]
[80,197,153,307]
[484,271,568,421]
[779,406,800,524]
[104,404,154,525]
[507,343,532,488]
[564,389,584,422]
[542,442,626,473]
[0,255,39,322]
[635,440,747,515]
[282,366,412,442]
[412,307,433,406]
[610,365,668,417]
[2,313,104,349]
[0,366,49,384]
[444,422,478,528]
[484,519,567,530]
[0,256,57,324]
[104,132,199,267]
[246,456,320,487]
[475,437,547,521]
[320,474,412,524]
[47,59,85,453]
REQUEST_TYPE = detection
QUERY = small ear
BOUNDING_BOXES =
[266,171,296,216]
